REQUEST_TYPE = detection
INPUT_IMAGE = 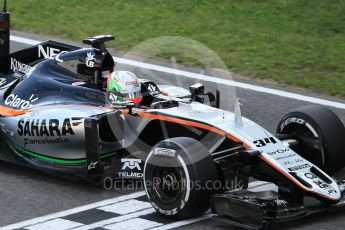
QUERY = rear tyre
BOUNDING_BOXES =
[277,105,345,175]
[144,137,218,219]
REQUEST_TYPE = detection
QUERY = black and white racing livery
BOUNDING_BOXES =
[1,2,345,229]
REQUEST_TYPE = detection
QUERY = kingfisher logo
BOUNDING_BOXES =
[10,58,33,75]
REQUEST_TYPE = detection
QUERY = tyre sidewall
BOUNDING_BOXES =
[144,137,218,218]
[277,106,345,174]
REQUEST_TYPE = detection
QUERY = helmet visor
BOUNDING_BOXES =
[122,91,142,99]
[123,91,142,105]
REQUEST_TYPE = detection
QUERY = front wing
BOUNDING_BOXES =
[211,181,345,229]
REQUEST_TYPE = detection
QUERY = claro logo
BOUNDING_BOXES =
[5,94,38,109]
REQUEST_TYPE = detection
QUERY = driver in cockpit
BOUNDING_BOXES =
[105,71,143,106]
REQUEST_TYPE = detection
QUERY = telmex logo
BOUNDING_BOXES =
[121,158,142,170]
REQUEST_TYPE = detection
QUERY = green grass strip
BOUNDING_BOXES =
[9,0,345,97]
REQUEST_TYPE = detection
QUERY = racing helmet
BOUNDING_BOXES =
[106,71,142,105]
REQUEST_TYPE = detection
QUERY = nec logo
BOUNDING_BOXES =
[38,45,61,59]
[121,158,142,170]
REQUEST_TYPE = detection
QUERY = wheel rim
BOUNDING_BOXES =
[283,125,324,167]
[152,165,186,204]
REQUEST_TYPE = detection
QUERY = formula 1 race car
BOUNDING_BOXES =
[1,2,345,229]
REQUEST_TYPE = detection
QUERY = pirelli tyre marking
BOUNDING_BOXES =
[143,150,191,216]
[279,117,319,138]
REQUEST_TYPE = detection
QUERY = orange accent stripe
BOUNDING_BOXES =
[0,104,112,117]
[137,112,250,149]
[259,155,338,201]
[39,103,109,109]
[0,105,31,116]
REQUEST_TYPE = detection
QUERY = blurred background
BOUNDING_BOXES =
[10,0,345,97]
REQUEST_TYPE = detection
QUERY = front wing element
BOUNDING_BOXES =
[211,181,345,230]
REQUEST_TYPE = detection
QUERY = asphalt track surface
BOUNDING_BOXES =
[1,31,345,229]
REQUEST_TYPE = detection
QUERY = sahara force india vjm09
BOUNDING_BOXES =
[1,2,345,229]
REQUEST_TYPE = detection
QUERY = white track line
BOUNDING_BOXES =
[72,208,157,230]
[1,181,272,230]
[10,35,40,46]
[10,35,345,110]
[150,214,213,230]
[0,191,145,230]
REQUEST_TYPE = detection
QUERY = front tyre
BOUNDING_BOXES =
[277,105,345,175]
[144,137,218,219]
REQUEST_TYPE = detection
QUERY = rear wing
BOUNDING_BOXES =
[0,0,81,74]
[1,0,115,76]
[10,40,80,68]
[11,34,115,70]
